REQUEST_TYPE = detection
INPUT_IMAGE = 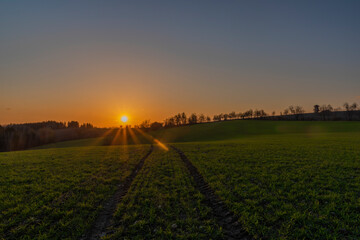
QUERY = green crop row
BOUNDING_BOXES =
[176,132,360,239]
[106,147,223,239]
[0,145,149,240]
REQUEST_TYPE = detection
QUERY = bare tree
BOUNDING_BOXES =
[351,103,358,111]
[288,106,295,115]
[344,102,358,120]
[219,113,224,121]
[319,104,333,120]
[174,113,182,126]
[181,112,187,125]
[313,105,320,114]
[294,106,305,120]
[164,117,175,128]
[140,120,151,129]
[188,113,198,125]
[198,114,206,123]
[229,111,236,119]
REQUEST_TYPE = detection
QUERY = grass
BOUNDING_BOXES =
[0,145,150,240]
[33,120,360,150]
[175,131,360,239]
[2,120,360,239]
[31,137,107,149]
[152,120,360,143]
[106,146,223,239]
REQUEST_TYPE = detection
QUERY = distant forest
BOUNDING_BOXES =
[1,102,359,152]
[0,121,107,152]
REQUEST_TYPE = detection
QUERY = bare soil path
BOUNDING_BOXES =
[171,145,253,240]
[83,145,153,240]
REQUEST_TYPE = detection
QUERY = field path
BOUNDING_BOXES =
[171,146,253,240]
[83,145,153,240]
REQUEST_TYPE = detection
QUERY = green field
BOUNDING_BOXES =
[1,120,360,239]
[0,145,150,239]
[174,133,360,239]
[108,147,223,239]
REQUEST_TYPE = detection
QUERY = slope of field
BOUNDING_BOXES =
[0,145,150,240]
[33,120,360,150]
[152,120,360,143]
[175,132,360,239]
[32,137,106,149]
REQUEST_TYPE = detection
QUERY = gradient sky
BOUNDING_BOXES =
[1,0,359,127]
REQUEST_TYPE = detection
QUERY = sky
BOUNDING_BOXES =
[1,0,359,127]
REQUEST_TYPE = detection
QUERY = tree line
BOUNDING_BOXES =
[0,121,96,152]
[136,101,359,131]
[1,101,359,151]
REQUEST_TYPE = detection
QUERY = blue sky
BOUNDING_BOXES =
[1,0,359,126]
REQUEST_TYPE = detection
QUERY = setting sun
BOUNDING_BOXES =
[121,116,128,123]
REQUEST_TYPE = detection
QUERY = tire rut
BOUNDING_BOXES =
[171,145,253,240]
[83,145,153,240]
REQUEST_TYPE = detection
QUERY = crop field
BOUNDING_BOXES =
[0,145,150,239]
[175,132,360,239]
[1,121,360,239]
[106,147,223,239]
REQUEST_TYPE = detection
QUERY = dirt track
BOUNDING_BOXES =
[171,145,253,240]
[83,145,153,240]
[83,144,252,240]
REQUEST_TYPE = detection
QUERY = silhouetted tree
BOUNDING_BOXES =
[295,106,305,120]
[164,117,176,128]
[140,120,151,129]
[320,104,333,120]
[254,109,267,118]
[288,106,295,115]
[67,121,79,128]
[344,102,358,120]
[188,113,198,125]
[80,123,94,129]
[198,114,206,123]
[229,111,236,119]
[206,116,211,122]
[247,109,253,119]
[174,113,182,126]
[218,113,224,121]
[181,112,187,125]
[313,105,320,114]
[351,103,358,111]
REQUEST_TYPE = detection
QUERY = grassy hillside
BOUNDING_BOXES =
[152,120,360,143]
[34,120,360,149]
[32,137,107,149]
